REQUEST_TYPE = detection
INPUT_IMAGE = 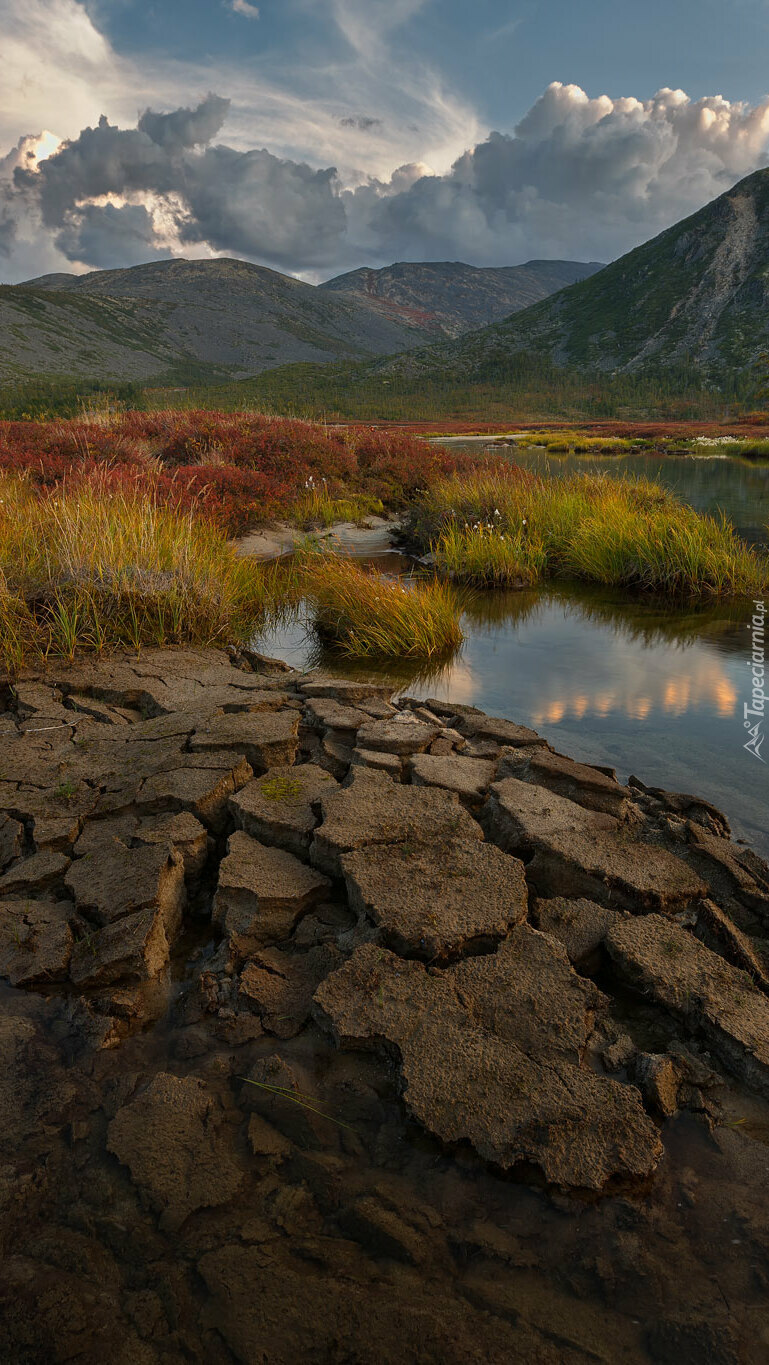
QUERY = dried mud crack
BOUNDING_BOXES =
[0,646,768,1363]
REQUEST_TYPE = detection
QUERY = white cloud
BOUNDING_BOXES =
[1,0,769,286]
[228,0,260,17]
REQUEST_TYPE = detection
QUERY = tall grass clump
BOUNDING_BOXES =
[409,468,768,599]
[0,472,270,671]
[295,551,463,659]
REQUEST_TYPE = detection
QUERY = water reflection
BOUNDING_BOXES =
[256,582,768,856]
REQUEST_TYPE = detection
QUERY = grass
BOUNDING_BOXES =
[0,472,270,672]
[515,430,637,455]
[293,550,464,660]
[409,469,768,598]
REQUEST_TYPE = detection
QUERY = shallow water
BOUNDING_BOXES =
[257,572,769,858]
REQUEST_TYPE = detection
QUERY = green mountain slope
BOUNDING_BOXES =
[319,259,603,338]
[374,169,769,387]
[0,257,439,384]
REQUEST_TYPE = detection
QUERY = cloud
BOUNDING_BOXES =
[227,0,260,16]
[340,116,383,131]
[343,83,769,266]
[3,82,769,281]
[138,94,231,151]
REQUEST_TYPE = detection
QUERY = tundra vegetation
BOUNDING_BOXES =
[0,410,766,673]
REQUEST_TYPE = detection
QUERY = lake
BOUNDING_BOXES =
[255,446,769,856]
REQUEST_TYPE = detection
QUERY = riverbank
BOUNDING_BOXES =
[1,645,769,1361]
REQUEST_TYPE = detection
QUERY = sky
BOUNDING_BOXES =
[2,0,769,282]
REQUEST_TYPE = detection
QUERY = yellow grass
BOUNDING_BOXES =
[0,473,268,671]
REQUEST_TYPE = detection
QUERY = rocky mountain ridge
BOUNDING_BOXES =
[372,168,769,387]
[319,259,603,338]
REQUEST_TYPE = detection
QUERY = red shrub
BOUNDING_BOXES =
[0,410,488,534]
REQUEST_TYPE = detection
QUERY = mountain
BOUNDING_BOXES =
[0,254,602,386]
[0,257,439,384]
[319,260,604,338]
[373,170,769,388]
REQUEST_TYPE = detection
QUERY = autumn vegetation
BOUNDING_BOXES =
[0,409,766,674]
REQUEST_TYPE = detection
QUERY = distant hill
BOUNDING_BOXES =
[319,259,604,338]
[0,257,438,384]
[371,170,769,390]
[0,254,601,386]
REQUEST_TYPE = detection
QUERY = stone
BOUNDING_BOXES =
[69,899,181,988]
[0,815,23,871]
[601,1034,637,1073]
[634,1052,681,1117]
[239,944,343,1037]
[319,735,354,780]
[298,680,395,704]
[0,899,75,986]
[338,1196,429,1265]
[187,711,299,772]
[315,938,661,1190]
[355,714,442,756]
[350,748,402,777]
[310,768,482,878]
[66,843,185,927]
[606,915,769,1096]
[0,849,71,897]
[136,754,253,830]
[685,822,769,918]
[107,1073,243,1230]
[341,838,528,962]
[247,1113,293,1160]
[304,698,369,736]
[230,764,338,857]
[695,898,769,988]
[486,777,707,912]
[457,714,547,749]
[408,753,497,803]
[213,832,330,951]
[74,811,209,879]
[533,897,622,967]
[497,746,631,817]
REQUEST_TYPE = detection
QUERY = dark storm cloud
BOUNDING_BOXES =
[6,83,769,275]
[54,202,167,268]
[138,94,231,152]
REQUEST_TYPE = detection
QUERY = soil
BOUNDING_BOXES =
[1,645,769,1364]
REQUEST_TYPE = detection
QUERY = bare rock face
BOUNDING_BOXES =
[315,936,662,1189]
[408,753,497,804]
[606,915,769,1096]
[188,711,300,772]
[341,839,528,962]
[0,899,75,986]
[486,777,706,911]
[230,764,338,857]
[107,1073,244,1230]
[213,831,330,952]
[310,768,482,878]
[498,746,631,817]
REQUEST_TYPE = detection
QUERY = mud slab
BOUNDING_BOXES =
[0,645,768,1364]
